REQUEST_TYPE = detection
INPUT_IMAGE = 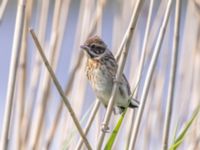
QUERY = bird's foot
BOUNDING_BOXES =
[101,123,110,133]
[113,78,123,85]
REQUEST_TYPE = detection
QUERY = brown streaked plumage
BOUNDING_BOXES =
[81,35,139,114]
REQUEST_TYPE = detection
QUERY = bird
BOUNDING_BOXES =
[81,35,139,114]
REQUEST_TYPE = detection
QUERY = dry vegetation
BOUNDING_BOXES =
[0,0,200,150]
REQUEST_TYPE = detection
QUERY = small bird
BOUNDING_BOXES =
[81,36,139,114]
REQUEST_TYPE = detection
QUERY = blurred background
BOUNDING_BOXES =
[0,0,200,149]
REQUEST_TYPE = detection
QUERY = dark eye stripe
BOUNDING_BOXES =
[94,47,105,54]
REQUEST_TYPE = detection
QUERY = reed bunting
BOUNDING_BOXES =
[81,36,139,114]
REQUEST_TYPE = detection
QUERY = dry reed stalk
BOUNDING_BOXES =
[121,31,139,149]
[132,0,154,98]
[162,0,181,149]
[186,2,200,148]
[193,27,200,150]
[30,28,92,150]
[43,0,71,149]
[21,0,50,146]
[150,67,166,148]
[0,0,27,149]
[111,0,123,53]
[111,1,136,146]
[186,28,200,149]
[142,89,155,150]
[110,1,140,148]
[170,2,196,144]
[29,1,63,149]
[45,58,81,149]
[114,0,141,61]
[97,0,145,149]
[151,24,171,145]
[145,0,167,59]
[128,0,173,149]
[15,0,34,149]
[75,100,101,150]
[141,65,166,149]
[112,0,133,53]
[126,1,155,147]
[187,49,200,149]
[0,0,8,22]
[95,0,105,35]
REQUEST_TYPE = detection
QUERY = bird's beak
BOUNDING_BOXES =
[81,45,92,58]
[80,45,90,51]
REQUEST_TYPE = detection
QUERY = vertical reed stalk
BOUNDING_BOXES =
[161,0,181,149]
[21,0,50,146]
[0,0,26,149]
[15,0,33,149]
[29,1,63,149]
[97,0,145,149]
[44,0,71,148]
[0,0,8,22]
[128,0,173,149]
[126,0,155,148]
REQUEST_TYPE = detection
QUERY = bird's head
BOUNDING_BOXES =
[81,35,107,59]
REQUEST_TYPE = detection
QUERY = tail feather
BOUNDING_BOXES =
[129,98,139,108]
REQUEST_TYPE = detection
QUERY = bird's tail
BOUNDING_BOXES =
[129,98,139,108]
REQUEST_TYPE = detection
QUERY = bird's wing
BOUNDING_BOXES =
[122,74,131,95]
[102,51,118,77]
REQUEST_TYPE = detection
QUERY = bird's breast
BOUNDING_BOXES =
[86,58,113,91]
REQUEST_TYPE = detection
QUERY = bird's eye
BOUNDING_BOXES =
[91,44,96,49]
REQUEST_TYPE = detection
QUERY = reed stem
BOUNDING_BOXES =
[0,0,26,149]
[162,0,181,149]
[30,28,92,150]
[128,0,173,149]
[97,0,145,149]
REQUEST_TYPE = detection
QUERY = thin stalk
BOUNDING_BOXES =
[133,0,154,97]
[43,0,71,148]
[0,0,26,149]
[45,56,81,149]
[161,0,181,149]
[16,19,27,150]
[16,0,33,149]
[29,29,92,150]
[21,0,50,146]
[75,100,101,150]
[126,0,155,148]
[29,0,63,149]
[97,0,145,149]
[0,0,8,22]
[128,0,173,149]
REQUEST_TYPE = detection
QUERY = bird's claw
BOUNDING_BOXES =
[113,78,123,84]
[101,123,110,133]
